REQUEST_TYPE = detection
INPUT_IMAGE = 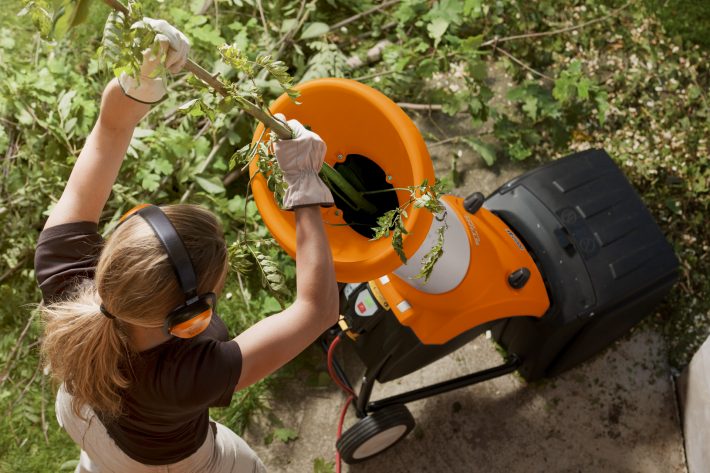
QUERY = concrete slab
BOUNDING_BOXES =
[245,328,686,472]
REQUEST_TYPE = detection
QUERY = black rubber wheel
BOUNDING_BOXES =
[336,404,415,464]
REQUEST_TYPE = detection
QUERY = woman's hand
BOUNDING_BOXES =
[272,114,335,210]
[117,18,191,104]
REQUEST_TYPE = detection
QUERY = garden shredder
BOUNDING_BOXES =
[249,78,679,464]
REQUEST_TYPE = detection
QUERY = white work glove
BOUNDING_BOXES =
[272,114,334,210]
[117,17,190,104]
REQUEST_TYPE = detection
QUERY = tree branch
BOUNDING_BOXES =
[329,0,401,32]
[493,46,554,82]
[397,102,443,111]
[0,252,30,285]
[481,2,631,47]
[0,312,35,388]
[255,0,270,36]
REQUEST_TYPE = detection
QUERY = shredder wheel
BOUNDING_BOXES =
[337,404,415,464]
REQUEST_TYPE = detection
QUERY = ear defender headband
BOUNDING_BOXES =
[116,204,215,339]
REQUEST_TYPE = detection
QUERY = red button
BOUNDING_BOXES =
[357,302,366,313]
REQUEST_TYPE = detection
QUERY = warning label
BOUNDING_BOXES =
[354,290,378,317]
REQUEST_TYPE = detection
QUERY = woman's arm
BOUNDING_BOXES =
[43,19,190,230]
[43,80,150,229]
[234,206,339,390]
[233,119,338,390]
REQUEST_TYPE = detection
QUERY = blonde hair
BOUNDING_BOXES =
[41,205,228,419]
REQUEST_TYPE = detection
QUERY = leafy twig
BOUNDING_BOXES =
[328,0,401,32]
[275,0,310,56]
[491,45,553,82]
[428,134,481,148]
[40,374,49,445]
[481,2,631,47]
[255,0,270,36]
[355,69,402,81]
[10,357,42,413]
[415,220,447,282]
[0,312,35,388]
[101,0,292,139]
[0,252,30,285]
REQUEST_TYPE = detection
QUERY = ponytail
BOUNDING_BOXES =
[41,280,131,419]
[40,204,227,419]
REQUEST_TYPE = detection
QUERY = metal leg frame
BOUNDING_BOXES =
[320,334,522,417]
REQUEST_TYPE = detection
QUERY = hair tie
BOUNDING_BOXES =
[100,304,116,320]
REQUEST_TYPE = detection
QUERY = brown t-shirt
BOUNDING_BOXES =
[34,221,242,465]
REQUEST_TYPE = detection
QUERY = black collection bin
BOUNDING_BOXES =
[485,149,679,380]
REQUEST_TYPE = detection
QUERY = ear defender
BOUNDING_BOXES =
[165,293,216,339]
[118,204,215,339]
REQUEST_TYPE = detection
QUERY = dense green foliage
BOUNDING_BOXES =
[0,0,707,471]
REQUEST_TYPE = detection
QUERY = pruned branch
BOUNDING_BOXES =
[101,0,292,139]
[329,0,401,32]
[0,312,35,388]
[481,2,631,47]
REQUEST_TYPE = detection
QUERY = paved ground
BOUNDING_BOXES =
[244,328,686,473]
[242,111,688,473]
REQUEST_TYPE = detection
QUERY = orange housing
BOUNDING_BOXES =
[250,78,435,283]
[372,195,550,345]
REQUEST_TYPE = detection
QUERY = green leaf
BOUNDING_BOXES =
[273,427,298,443]
[577,77,592,100]
[57,89,76,121]
[415,222,447,282]
[463,138,496,166]
[280,18,297,33]
[300,22,329,40]
[313,457,335,473]
[59,460,80,471]
[261,296,281,313]
[463,0,482,16]
[195,176,226,194]
[141,173,160,191]
[427,18,450,47]
[522,96,538,120]
[51,0,92,39]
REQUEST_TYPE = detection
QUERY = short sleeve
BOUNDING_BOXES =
[173,339,242,409]
[34,221,104,302]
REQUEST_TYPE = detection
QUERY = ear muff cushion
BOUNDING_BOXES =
[165,294,215,339]
[169,308,212,339]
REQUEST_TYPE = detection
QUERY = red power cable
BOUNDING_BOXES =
[327,334,356,396]
[336,394,354,473]
[327,334,356,473]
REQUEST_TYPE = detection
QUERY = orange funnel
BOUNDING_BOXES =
[250,78,435,282]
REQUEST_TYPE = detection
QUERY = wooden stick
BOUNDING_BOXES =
[329,0,401,32]
[41,375,49,445]
[101,0,379,213]
[397,102,443,111]
[0,313,35,388]
[481,2,631,47]
[101,0,292,139]
[0,253,30,285]
[493,46,553,82]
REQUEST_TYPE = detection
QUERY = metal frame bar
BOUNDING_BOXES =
[365,354,521,412]
[320,334,521,417]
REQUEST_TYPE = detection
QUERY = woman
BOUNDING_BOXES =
[35,18,338,472]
